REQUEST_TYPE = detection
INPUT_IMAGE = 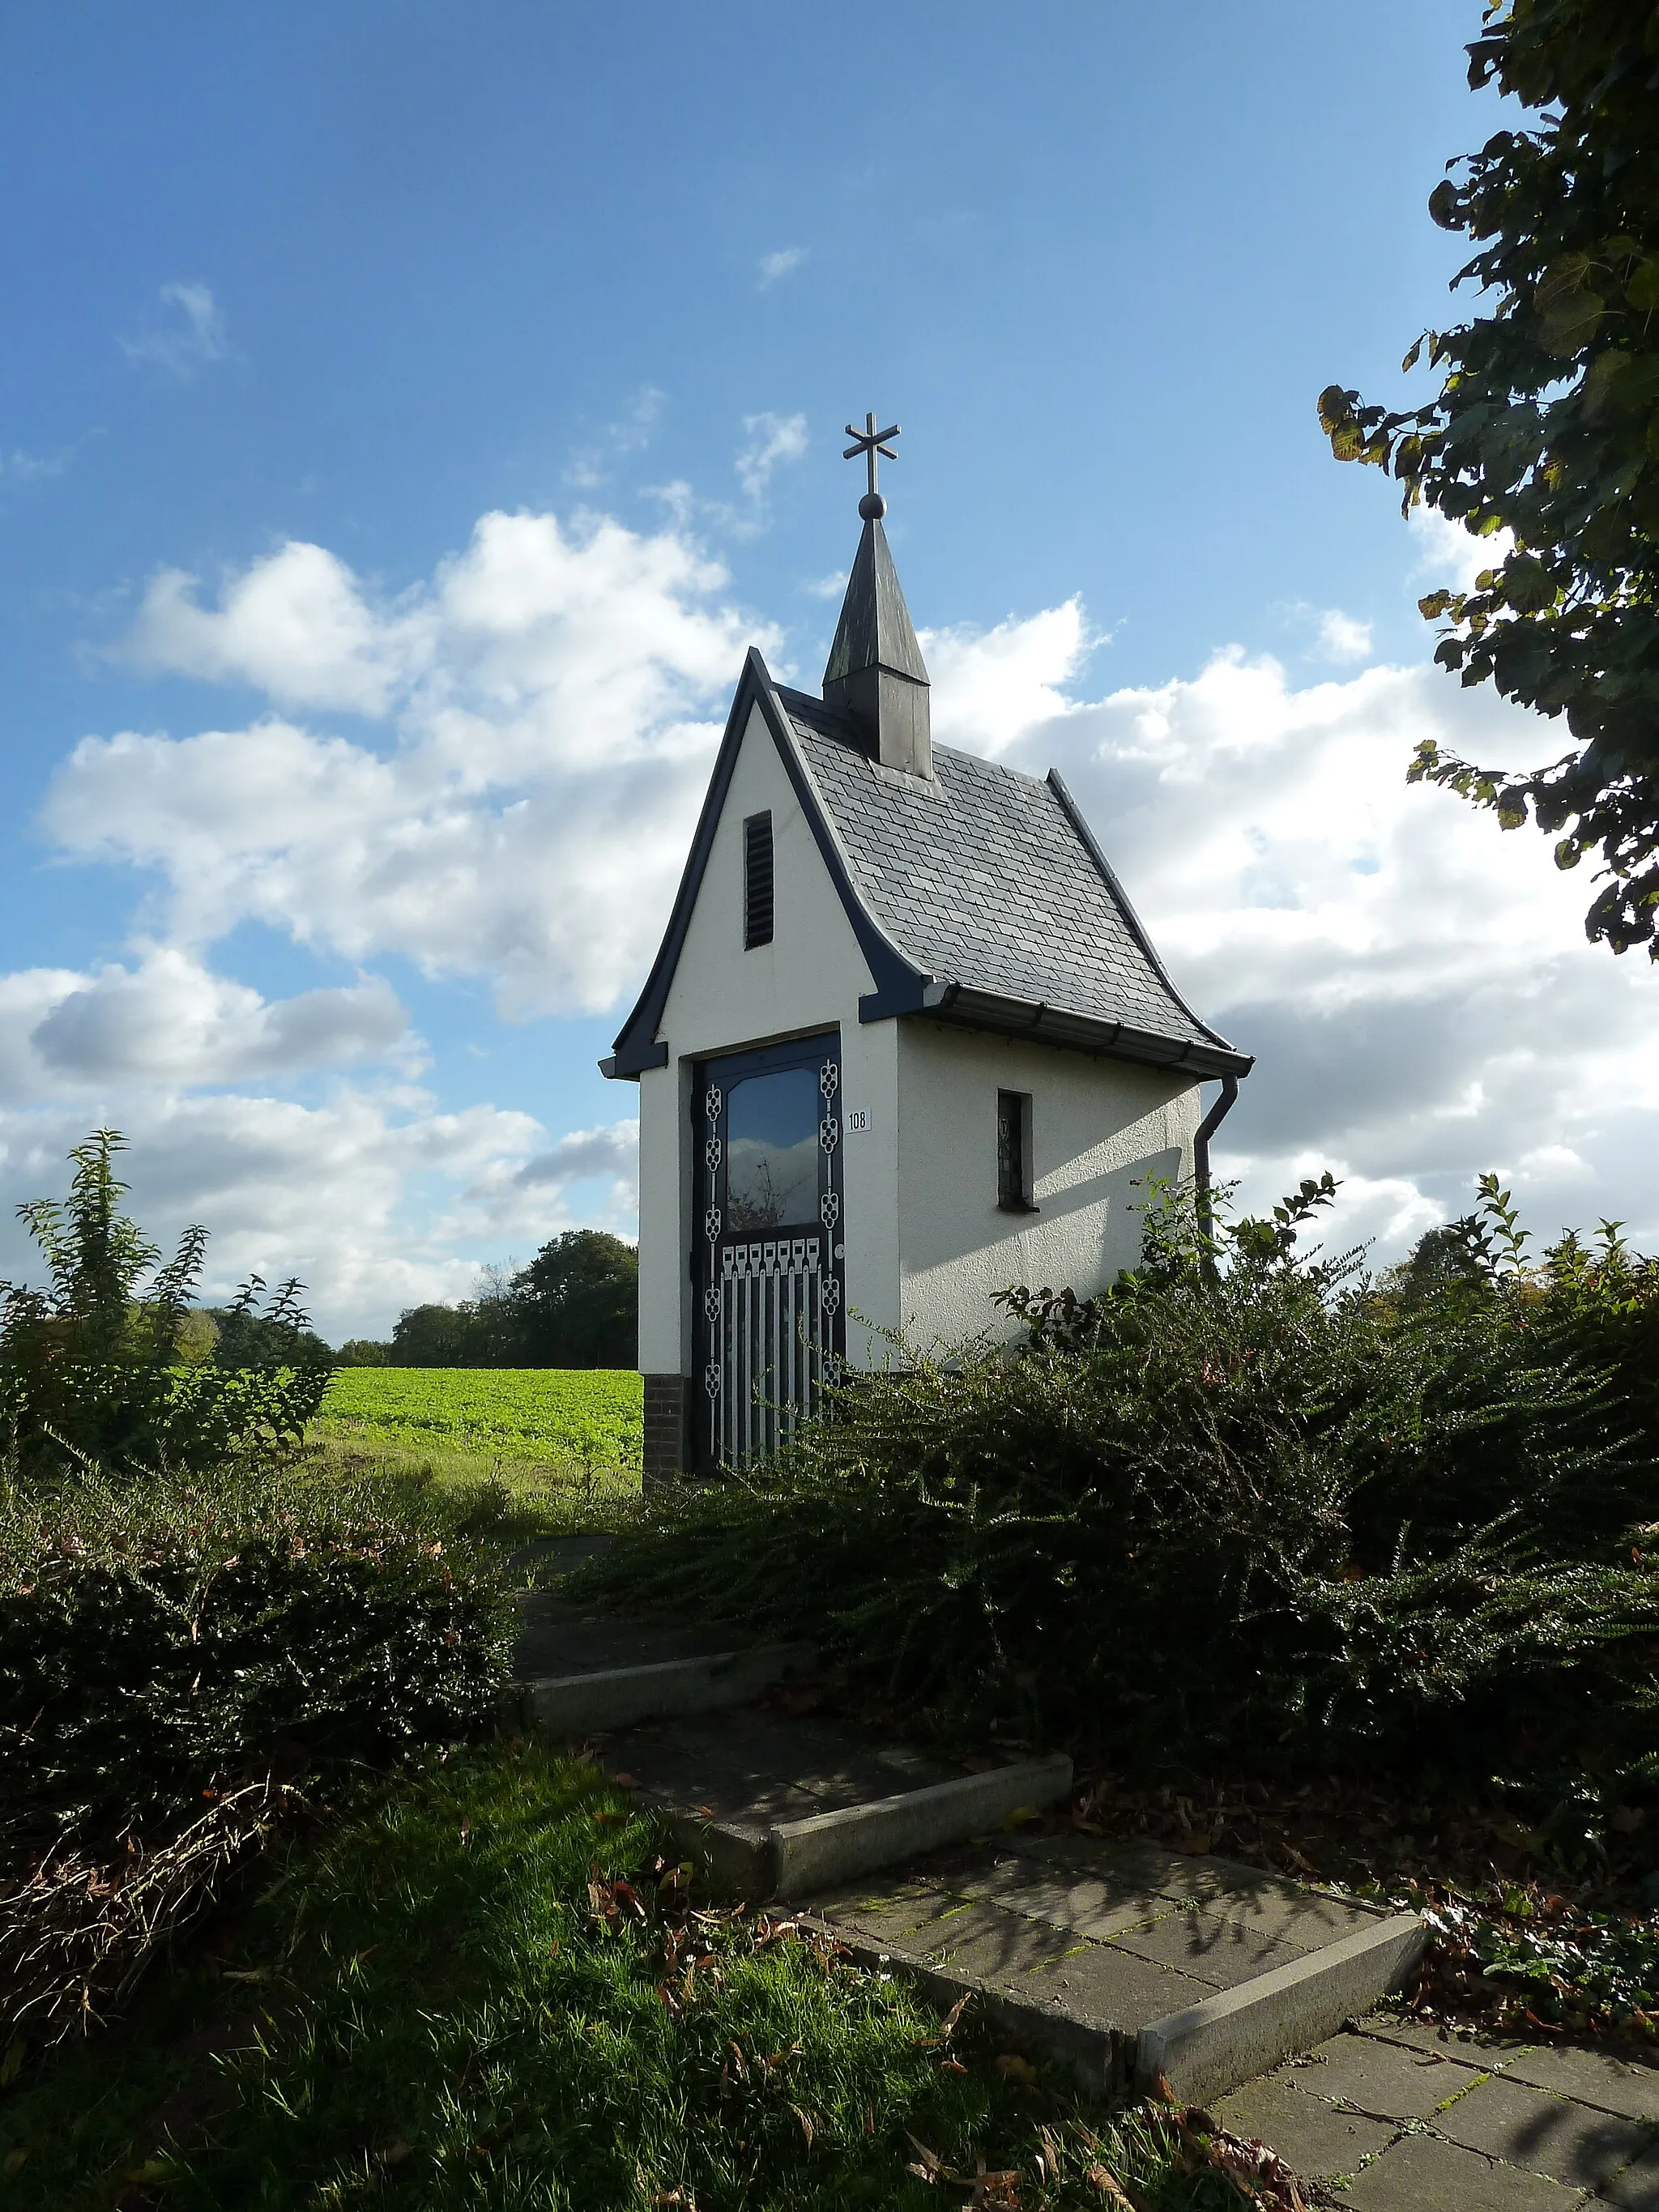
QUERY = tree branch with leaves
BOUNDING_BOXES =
[1319,0,1659,955]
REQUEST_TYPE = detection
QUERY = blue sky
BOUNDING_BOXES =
[4,2,1655,1338]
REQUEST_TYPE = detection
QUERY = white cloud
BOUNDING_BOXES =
[565,386,665,488]
[757,247,808,288]
[736,411,808,504]
[942,623,1659,1254]
[1316,608,1373,662]
[806,570,848,600]
[51,510,776,1019]
[120,281,228,378]
[2,446,73,482]
[923,600,1092,758]
[0,950,414,1101]
[0,1087,566,1340]
[126,542,412,713]
[509,1118,640,1225]
[514,1119,638,1194]
[1408,504,1515,595]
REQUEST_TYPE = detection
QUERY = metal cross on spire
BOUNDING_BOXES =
[842,411,900,518]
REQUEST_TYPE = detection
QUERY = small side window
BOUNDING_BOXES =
[744,812,774,948]
[996,1089,1036,1212]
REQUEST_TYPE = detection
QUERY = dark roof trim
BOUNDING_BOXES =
[1043,769,1244,1062]
[900,981,1252,1079]
[603,649,928,1079]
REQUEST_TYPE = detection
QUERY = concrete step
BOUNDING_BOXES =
[507,1557,1421,2107]
[513,1555,821,1732]
[588,1707,1074,1898]
[522,1643,819,1733]
[800,1832,1426,2108]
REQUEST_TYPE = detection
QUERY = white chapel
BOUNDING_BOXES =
[603,419,1252,1481]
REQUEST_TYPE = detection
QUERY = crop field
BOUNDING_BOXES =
[318,1368,642,1472]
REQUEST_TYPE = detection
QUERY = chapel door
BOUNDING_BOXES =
[693,1032,844,1468]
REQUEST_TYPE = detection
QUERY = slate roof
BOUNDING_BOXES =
[778,685,1246,1072]
[603,648,1250,1080]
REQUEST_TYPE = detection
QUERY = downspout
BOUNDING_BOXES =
[1193,1074,1240,1283]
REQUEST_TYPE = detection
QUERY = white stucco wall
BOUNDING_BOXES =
[892,1020,1201,1353]
[634,703,902,1375]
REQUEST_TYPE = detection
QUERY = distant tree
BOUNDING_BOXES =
[1318,1,1659,956]
[1377,1222,1492,1308]
[173,1308,220,1366]
[388,1302,494,1367]
[510,1231,638,1369]
[210,1295,331,1370]
[335,1337,390,1366]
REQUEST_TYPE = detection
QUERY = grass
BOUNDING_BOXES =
[308,1427,642,1529]
[318,1369,643,1477]
[0,1746,1258,2212]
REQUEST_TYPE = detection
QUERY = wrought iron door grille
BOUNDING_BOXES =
[709,1238,829,1467]
[694,1036,843,1469]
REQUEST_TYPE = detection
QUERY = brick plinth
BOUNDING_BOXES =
[642,1373,689,1490]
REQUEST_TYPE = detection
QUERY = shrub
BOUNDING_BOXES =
[0,1455,516,2040]
[586,1178,1659,1807]
[0,1131,333,1481]
[0,1457,514,1847]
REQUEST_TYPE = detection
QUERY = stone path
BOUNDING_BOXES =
[803,1832,1414,2104]
[1215,2012,1659,2208]
[511,1544,1659,2207]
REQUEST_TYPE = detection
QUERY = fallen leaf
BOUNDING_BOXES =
[1082,2159,1133,2203]
[906,2135,945,2177]
[993,2052,1039,2086]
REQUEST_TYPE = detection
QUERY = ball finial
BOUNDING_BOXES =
[859,490,887,521]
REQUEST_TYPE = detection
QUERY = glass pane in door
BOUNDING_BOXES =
[724,1066,820,1232]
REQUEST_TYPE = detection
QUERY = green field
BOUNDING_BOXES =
[318,1367,642,1471]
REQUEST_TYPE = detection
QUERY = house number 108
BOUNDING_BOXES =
[845,1107,871,1135]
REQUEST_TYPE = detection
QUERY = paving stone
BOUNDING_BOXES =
[1015,1935,1209,2032]
[1345,2130,1578,2211]
[1208,1883,1381,1955]
[1211,2071,1396,2180]
[1599,2147,1659,2210]
[915,1899,1073,1980]
[1108,1905,1307,1992]
[1356,2009,1533,2070]
[1286,2027,1487,2120]
[948,1859,1178,1942]
[1499,2044,1659,2122]
[1006,1835,1256,1900]
[815,1884,963,1950]
[1431,2074,1651,2191]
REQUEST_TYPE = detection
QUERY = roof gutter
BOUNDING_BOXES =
[1193,1073,1240,1282]
[870,978,1252,1081]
